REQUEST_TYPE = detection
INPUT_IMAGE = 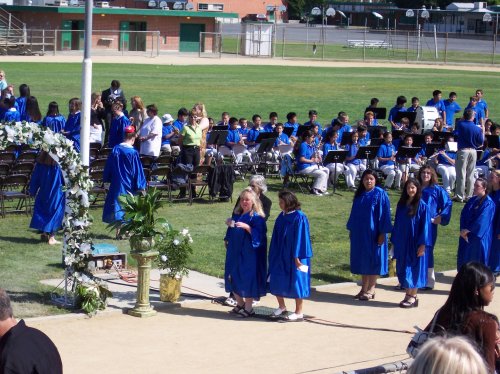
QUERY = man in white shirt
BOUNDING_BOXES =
[139,104,163,158]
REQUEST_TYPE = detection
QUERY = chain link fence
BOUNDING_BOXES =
[0,29,161,57]
[210,23,498,65]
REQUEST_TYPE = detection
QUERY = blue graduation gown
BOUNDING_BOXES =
[42,115,66,133]
[102,144,146,224]
[347,187,392,275]
[268,210,313,299]
[29,163,65,234]
[392,201,432,289]
[421,185,453,268]
[64,112,81,152]
[16,96,27,121]
[488,190,500,272]
[458,195,495,269]
[224,212,267,298]
[3,109,20,122]
[108,115,130,149]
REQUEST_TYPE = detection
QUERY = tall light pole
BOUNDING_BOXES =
[80,0,93,167]
[406,6,429,60]
[311,6,335,59]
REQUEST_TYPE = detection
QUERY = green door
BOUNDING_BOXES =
[73,20,85,50]
[179,24,205,52]
[61,20,72,50]
[119,21,130,51]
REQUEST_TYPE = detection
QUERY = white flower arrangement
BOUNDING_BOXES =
[0,120,94,280]
[156,224,193,278]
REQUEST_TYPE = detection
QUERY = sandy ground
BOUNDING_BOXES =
[1,53,500,72]
[27,272,500,374]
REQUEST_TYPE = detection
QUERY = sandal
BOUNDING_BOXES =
[230,304,244,314]
[354,290,365,299]
[399,295,419,308]
[358,292,375,301]
[237,308,255,318]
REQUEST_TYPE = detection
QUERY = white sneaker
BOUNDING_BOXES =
[224,297,237,307]
[272,307,287,317]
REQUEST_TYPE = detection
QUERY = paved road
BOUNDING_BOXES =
[221,23,498,54]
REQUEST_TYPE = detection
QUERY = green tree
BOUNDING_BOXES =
[286,0,306,19]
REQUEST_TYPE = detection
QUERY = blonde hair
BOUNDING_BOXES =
[407,336,488,374]
[131,96,145,110]
[234,187,264,217]
[193,102,207,118]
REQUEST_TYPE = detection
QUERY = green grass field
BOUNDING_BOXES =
[0,62,498,317]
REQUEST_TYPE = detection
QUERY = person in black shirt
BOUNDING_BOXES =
[101,80,125,146]
[0,289,62,374]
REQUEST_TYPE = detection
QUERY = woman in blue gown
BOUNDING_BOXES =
[42,102,66,133]
[347,169,392,300]
[224,187,267,317]
[417,165,453,289]
[488,170,500,274]
[102,125,146,231]
[15,83,29,121]
[458,177,495,269]
[29,151,65,245]
[108,101,130,149]
[268,191,313,322]
[25,96,42,125]
[392,178,432,308]
[62,98,81,152]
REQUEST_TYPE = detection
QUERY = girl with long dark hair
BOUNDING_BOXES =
[16,83,30,121]
[427,262,499,373]
[458,178,495,270]
[42,102,66,133]
[25,96,42,124]
[347,169,392,300]
[391,178,432,308]
[488,171,500,274]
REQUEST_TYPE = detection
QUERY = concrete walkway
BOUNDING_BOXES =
[32,270,500,374]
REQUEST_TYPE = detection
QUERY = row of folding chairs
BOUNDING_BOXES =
[0,151,38,166]
[0,174,32,218]
[89,164,213,207]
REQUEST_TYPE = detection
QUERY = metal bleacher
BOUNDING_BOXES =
[0,7,29,55]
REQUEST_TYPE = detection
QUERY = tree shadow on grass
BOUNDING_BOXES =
[46,262,65,269]
[92,234,115,240]
[8,290,53,305]
[0,235,40,245]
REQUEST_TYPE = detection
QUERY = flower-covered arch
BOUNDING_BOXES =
[0,121,93,272]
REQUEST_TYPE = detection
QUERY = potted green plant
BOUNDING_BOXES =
[108,188,166,252]
[155,224,194,302]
